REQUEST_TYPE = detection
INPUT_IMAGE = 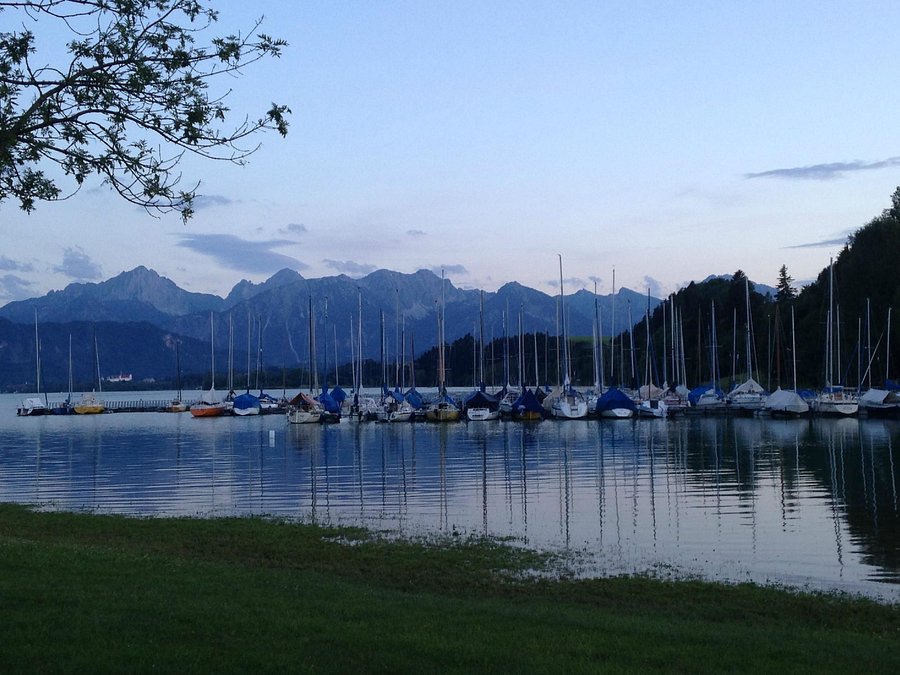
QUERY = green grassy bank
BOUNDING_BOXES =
[0,503,897,673]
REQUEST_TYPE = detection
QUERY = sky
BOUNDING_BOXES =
[4,0,900,304]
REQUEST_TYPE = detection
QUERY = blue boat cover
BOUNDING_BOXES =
[595,387,636,413]
[317,388,341,414]
[512,387,544,417]
[688,385,724,406]
[233,392,260,411]
[330,386,347,404]
[404,387,425,409]
[464,389,499,410]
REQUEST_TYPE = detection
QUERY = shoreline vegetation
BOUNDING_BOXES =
[1,503,897,672]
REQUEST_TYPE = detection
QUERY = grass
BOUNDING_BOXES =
[0,502,898,673]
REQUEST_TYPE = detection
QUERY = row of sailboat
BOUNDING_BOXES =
[18,256,898,421]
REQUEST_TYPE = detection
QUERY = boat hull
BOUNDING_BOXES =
[599,408,634,419]
[466,407,500,421]
[189,403,226,418]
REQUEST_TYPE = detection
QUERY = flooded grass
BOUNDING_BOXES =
[1,503,898,673]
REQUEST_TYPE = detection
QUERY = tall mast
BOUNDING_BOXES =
[791,305,798,392]
[611,267,616,385]
[227,312,234,393]
[479,291,485,387]
[888,307,893,385]
[744,276,752,382]
[558,254,568,384]
[246,311,252,393]
[209,313,214,391]
[593,282,600,389]
[34,309,41,397]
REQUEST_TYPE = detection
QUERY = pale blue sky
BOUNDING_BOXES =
[3,0,900,302]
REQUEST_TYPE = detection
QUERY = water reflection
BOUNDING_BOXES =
[0,394,898,599]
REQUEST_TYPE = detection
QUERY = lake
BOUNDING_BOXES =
[1,391,898,601]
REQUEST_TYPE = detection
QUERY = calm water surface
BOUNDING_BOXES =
[1,391,898,600]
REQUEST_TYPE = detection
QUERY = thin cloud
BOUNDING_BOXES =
[407,229,427,237]
[280,223,308,236]
[0,274,35,301]
[431,264,468,277]
[0,256,33,272]
[322,259,377,277]
[191,194,233,210]
[588,275,603,290]
[745,156,900,181]
[176,234,307,273]
[547,277,589,290]
[53,247,102,280]
[784,235,851,249]
[643,276,663,298]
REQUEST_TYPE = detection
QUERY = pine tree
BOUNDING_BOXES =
[775,265,796,303]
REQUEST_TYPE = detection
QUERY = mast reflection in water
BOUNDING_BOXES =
[1,393,898,600]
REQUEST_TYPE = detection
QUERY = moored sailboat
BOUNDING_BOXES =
[425,269,460,422]
[190,313,226,418]
[812,260,858,417]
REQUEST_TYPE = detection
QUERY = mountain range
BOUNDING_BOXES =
[0,266,661,391]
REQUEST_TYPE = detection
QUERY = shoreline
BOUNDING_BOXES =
[1,503,898,671]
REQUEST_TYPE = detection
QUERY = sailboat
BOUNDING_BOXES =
[726,277,767,413]
[764,306,809,417]
[74,330,106,414]
[287,297,325,424]
[548,255,588,420]
[232,312,261,416]
[17,310,48,416]
[51,334,76,415]
[465,291,500,421]
[166,338,188,412]
[190,313,227,417]
[859,307,900,417]
[635,290,667,419]
[426,269,460,422]
[812,260,859,416]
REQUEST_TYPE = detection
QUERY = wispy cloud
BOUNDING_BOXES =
[546,277,589,290]
[588,275,603,290]
[280,223,308,236]
[643,275,663,297]
[431,264,468,277]
[784,234,851,249]
[191,194,233,210]
[0,256,33,272]
[407,229,427,237]
[0,274,35,301]
[745,156,900,181]
[322,259,377,277]
[177,234,307,273]
[53,247,102,280]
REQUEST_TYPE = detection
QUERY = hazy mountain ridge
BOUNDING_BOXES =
[0,266,664,390]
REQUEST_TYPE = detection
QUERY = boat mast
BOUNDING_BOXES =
[439,268,446,392]
[744,276,752,383]
[888,307,893,385]
[68,334,74,403]
[611,267,616,386]
[558,254,569,385]
[246,311,252,393]
[208,313,214,391]
[228,312,234,393]
[791,305,798,392]
[593,282,600,390]
[479,291,485,388]
[95,330,102,393]
[34,308,42,400]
